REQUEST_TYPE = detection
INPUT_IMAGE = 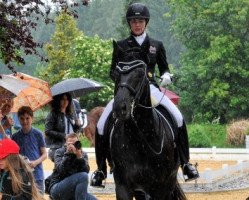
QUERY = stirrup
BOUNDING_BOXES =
[90,170,106,188]
[182,162,199,182]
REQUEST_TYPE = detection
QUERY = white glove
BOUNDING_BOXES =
[160,72,173,86]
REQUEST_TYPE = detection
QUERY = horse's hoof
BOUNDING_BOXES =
[182,163,200,182]
[90,170,106,188]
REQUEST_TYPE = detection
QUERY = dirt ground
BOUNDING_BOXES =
[43,158,249,200]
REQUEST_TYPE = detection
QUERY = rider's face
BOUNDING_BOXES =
[129,19,146,36]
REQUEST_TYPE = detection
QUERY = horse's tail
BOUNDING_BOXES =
[171,181,187,200]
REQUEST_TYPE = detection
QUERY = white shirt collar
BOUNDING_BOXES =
[133,32,147,46]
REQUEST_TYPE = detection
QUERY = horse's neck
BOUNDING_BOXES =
[138,81,151,107]
[134,106,156,130]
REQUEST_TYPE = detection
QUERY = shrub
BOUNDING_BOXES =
[188,128,211,147]
[226,119,249,146]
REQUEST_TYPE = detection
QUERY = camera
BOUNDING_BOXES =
[73,141,82,150]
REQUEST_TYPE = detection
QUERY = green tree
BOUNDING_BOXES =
[65,34,114,109]
[167,0,249,123]
[0,0,88,71]
[39,12,82,85]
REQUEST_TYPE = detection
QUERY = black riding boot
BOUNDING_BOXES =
[178,122,199,182]
[90,130,110,187]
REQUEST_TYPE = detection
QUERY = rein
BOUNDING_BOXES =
[131,105,165,155]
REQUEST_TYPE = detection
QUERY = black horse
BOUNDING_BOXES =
[106,41,186,200]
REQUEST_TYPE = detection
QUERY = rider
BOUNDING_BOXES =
[91,3,199,186]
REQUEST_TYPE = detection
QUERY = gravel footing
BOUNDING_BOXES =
[89,174,249,194]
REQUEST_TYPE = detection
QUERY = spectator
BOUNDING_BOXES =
[12,106,47,194]
[0,138,45,200]
[12,112,21,131]
[45,93,81,162]
[0,99,14,139]
[47,133,97,200]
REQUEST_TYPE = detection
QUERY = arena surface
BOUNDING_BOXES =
[44,157,249,200]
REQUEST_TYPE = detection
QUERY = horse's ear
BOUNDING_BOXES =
[113,40,118,51]
[113,40,125,58]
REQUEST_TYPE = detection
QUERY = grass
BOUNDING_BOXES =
[187,123,239,148]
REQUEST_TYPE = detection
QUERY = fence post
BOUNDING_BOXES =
[212,146,217,158]
[222,164,228,178]
[203,168,213,189]
[237,160,243,173]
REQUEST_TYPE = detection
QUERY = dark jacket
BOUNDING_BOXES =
[110,34,169,83]
[48,146,89,193]
[45,111,81,148]
[0,169,32,200]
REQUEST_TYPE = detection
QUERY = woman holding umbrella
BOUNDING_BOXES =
[45,93,81,162]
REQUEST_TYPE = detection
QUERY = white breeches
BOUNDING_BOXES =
[97,84,183,135]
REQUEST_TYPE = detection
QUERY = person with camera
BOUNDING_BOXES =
[47,133,97,200]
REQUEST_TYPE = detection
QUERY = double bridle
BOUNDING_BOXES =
[116,60,148,107]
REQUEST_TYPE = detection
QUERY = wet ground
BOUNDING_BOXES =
[44,158,249,200]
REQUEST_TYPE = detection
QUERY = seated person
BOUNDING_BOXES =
[47,133,97,200]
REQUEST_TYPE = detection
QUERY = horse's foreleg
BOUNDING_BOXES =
[115,184,133,200]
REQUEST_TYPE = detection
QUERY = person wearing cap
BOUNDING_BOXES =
[0,139,45,200]
[12,106,47,194]
[91,2,199,187]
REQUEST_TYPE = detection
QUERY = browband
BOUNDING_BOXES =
[116,60,146,74]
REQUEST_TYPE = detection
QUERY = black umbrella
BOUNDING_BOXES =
[51,78,104,97]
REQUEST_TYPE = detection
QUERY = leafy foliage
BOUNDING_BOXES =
[65,35,114,109]
[38,11,114,109]
[39,12,82,85]
[188,128,211,147]
[188,124,227,147]
[0,0,88,70]
[167,0,249,123]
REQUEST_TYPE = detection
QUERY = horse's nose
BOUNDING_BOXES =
[113,102,128,120]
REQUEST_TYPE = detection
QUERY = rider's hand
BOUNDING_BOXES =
[160,72,173,86]
[75,119,81,126]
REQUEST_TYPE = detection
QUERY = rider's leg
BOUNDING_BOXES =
[150,85,199,181]
[97,99,114,135]
[178,121,199,181]
[91,131,108,187]
[91,99,114,187]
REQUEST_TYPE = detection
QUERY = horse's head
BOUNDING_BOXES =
[112,41,150,121]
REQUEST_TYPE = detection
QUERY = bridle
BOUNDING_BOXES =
[116,60,148,107]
